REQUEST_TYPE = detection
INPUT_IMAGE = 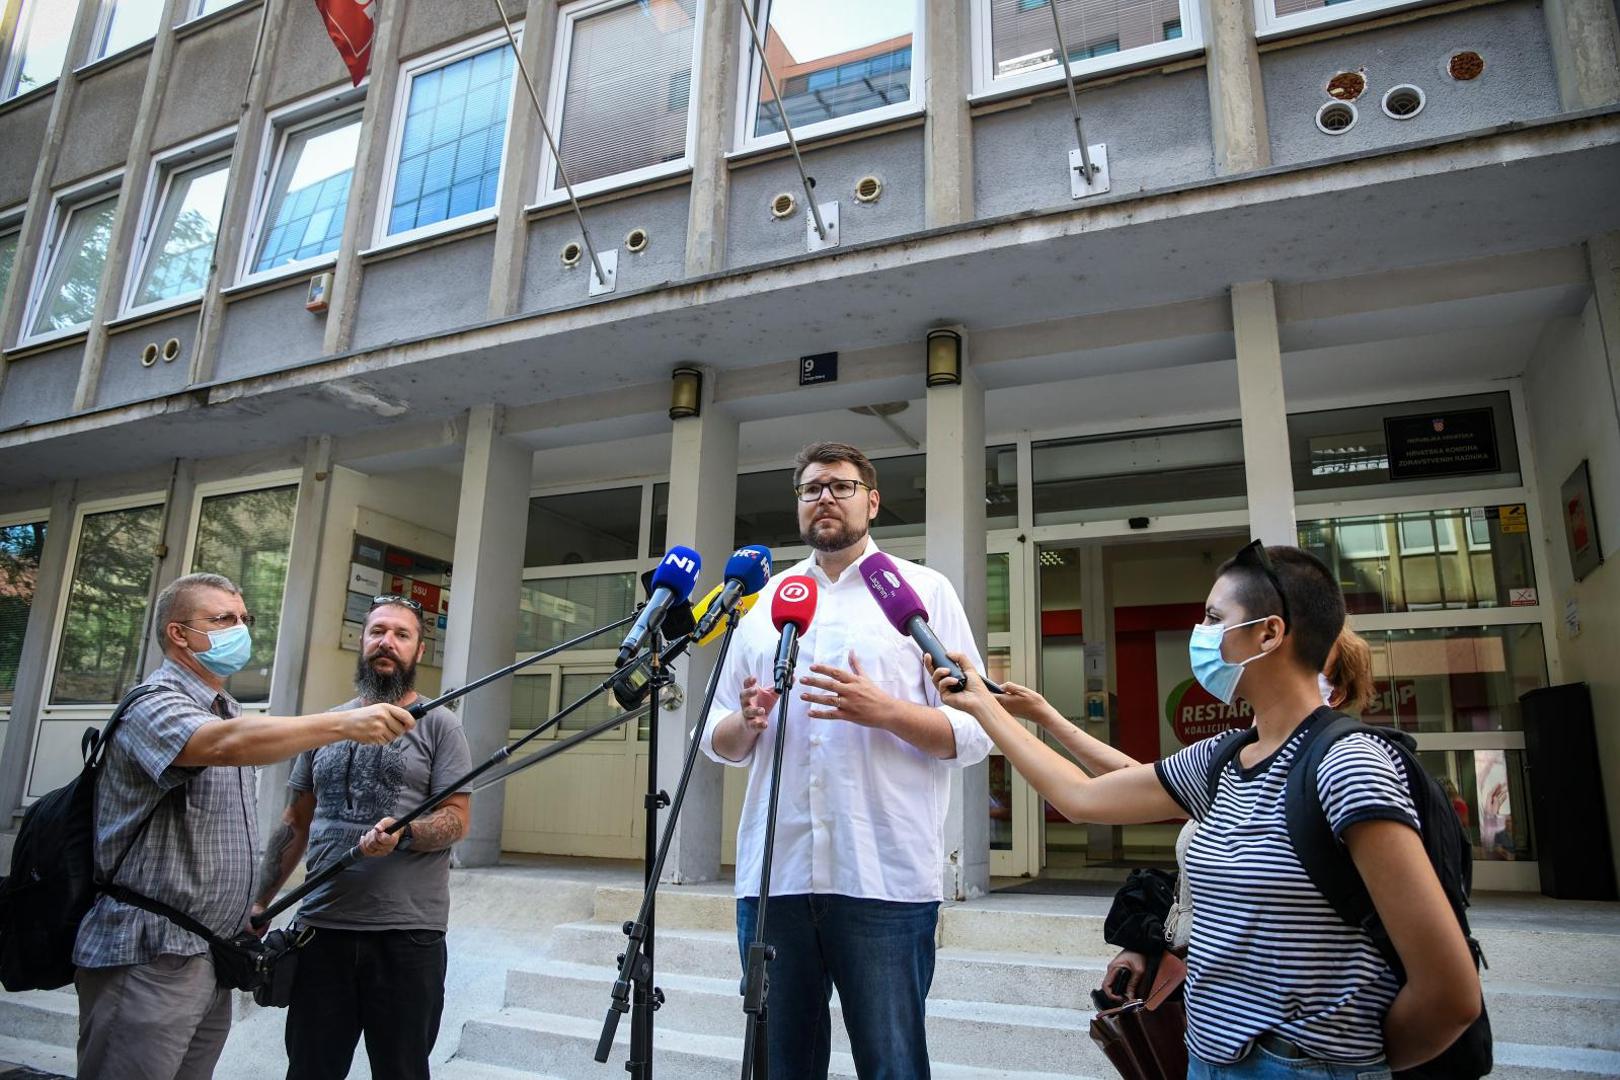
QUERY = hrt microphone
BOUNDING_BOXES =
[691,545,772,641]
[771,575,817,693]
[859,551,1004,695]
[691,582,762,647]
[617,546,701,666]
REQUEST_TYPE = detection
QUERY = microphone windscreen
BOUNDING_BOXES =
[693,589,759,646]
[859,551,928,633]
[649,545,702,600]
[770,575,818,634]
[724,545,773,595]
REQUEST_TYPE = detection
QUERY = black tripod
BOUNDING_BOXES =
[737,632,797,1080]
[596,607,744,1077]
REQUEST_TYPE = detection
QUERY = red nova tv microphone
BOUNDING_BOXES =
[770,575,817,693]
[859,551,1003,695]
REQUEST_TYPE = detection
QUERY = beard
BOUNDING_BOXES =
[801,512,869,553]
[355,650,416,704]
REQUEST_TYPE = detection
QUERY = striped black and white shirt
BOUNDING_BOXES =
[1155,708,1419,1066]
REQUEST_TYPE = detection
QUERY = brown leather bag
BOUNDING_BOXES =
[1088,952,1189,1080]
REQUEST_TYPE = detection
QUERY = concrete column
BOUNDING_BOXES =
[656,368,737,884]
[684,0,741,277]
[191,0,292,384]
[1232,281,1295,546]
[73,0,193,411]
[1200,0,1271,175]
[0,481,74,820]
[1591,233,1620,433]
[321,0,409,356]
[256,436,334,840]
[0,0,103,369]
[925,330,989,901]
[441,405,530,867]
[923,0,974,227]
[488,0,559,318]
[1544,0,1620,110]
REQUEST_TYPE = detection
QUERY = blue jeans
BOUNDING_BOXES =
[735,894,939,1080]
[1190,1045,1393,1080]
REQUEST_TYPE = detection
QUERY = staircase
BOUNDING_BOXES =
[443,884,1620,1080]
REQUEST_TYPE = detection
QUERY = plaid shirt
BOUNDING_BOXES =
[73,659,259,969]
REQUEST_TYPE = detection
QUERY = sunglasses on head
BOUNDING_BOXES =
[370,594,423,613]
[1233,540,1291,630]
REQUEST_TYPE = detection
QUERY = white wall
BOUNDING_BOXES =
[1524,295,1620,878]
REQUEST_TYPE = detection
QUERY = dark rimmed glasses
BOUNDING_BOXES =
[1233,539,1291,629]
[793,478,873,502]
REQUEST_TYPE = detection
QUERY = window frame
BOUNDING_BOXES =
[85,0,162,65]
[373,26,523,251]
[2,0,71,101]
[237,86,365,289]
[121,128,235,319]
[179,0,255,26]
[0,202,26,309]
[533,0,705,207]
[180,470,301,711]
[0,507,50,724]
[1253,0,1434,39]
[19,167,123,349]
[732,0,928,155]
[968,0,1203,101]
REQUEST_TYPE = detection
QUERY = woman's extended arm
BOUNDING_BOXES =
[998,682,1141,776]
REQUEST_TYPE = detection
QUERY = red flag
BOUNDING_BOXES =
[315,0,376,87]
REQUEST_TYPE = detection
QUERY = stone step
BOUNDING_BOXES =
[455,1007,1094,1080]
[0,989,78,1050]
[590,884,737,934]
[936,903,1116,959]
[503,961,1110,1076]
[0,1032,75,1078]
[1492,1042,1620,1077]
[1485,981,1620,1052]
[1475,927,1620,989]
[549,920,742,983]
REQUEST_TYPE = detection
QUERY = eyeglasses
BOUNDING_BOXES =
[793,479,873,503]
[371,594,423,613]
[1233,540,1291,630]
[185,612,256,630]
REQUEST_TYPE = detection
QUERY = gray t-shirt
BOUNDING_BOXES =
[288,699,472,931]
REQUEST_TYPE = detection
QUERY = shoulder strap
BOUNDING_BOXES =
[99,882,236,949]
[95,683,190,887]
[1202,726,1257,807]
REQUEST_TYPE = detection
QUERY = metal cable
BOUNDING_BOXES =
[1046,0,1096,180]
[736,0,828,240]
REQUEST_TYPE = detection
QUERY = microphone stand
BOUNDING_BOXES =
[738,631,798,1080]
[251,625,688,929]
[597,606,743,1072]
[627,626,668,1080]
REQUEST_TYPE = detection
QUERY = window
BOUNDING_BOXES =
[740,0,920,149]
[973,0,1197,97]
[188,484,298,703]
[0,519,47,709]
[26,183,120,342]
[1259,0,1437,36]
[90,0,163,61]
[541,0,700,201]
[518,574,638,652]
[2,0,80,99]
[188,0,246,17]
[1032,423,1247,525]
[1290,392,1521,494]
[50,503,164,705]
[246,106,362,279]
[382,35,516,242]
[526,488,642,567]
[128,150,230,312]
[0,216,22,307]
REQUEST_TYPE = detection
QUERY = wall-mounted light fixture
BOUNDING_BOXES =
[669,366,703,419]
[926,328,963,387]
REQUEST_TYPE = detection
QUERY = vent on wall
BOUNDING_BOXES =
[625,227,649,253]
[1382,84,1425,119]
[560,241,583,267]
[1316,101,1358,135]
[771,192,797,219]
[854,175,882,203]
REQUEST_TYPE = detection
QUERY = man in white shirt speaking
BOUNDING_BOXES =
[701,441,993,1079]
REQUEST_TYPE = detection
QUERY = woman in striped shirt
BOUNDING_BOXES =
[933,542,1480,1078]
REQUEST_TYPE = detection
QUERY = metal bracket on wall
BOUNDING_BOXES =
[588,250,619,297]
[807,201,840,252]
[1070,145,1111,199]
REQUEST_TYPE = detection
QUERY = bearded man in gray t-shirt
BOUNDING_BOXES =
[253,596,473,1080]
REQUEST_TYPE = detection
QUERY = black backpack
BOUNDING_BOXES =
[1206,711,1492,1079]
[0,685,165,991]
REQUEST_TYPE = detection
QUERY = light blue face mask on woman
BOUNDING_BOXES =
[1187,617,1273,705]
[185,623,253,677]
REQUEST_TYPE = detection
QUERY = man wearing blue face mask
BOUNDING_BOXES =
[74,573,418,1080]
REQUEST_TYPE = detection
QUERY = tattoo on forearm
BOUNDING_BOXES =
[408,805,467,852]
[255,822,305,906]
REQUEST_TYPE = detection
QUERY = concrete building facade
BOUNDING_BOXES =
[1,0,1619,904]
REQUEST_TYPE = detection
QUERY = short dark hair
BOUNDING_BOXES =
[1216,544,1344,672]
[793,442,878,490]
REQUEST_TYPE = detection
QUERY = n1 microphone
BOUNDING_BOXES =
[617,546,701,666]
[691,545,773,641]
[859,551,1003,695]
[691,583,762,647]
[770,575,817,693]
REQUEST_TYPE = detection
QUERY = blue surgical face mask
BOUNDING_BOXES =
[183,623,253,677]
[1188,617,1272,705]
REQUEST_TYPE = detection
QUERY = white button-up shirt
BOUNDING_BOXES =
[700,539,993,902]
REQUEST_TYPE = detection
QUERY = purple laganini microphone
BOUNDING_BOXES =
[859,551,1003,695]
